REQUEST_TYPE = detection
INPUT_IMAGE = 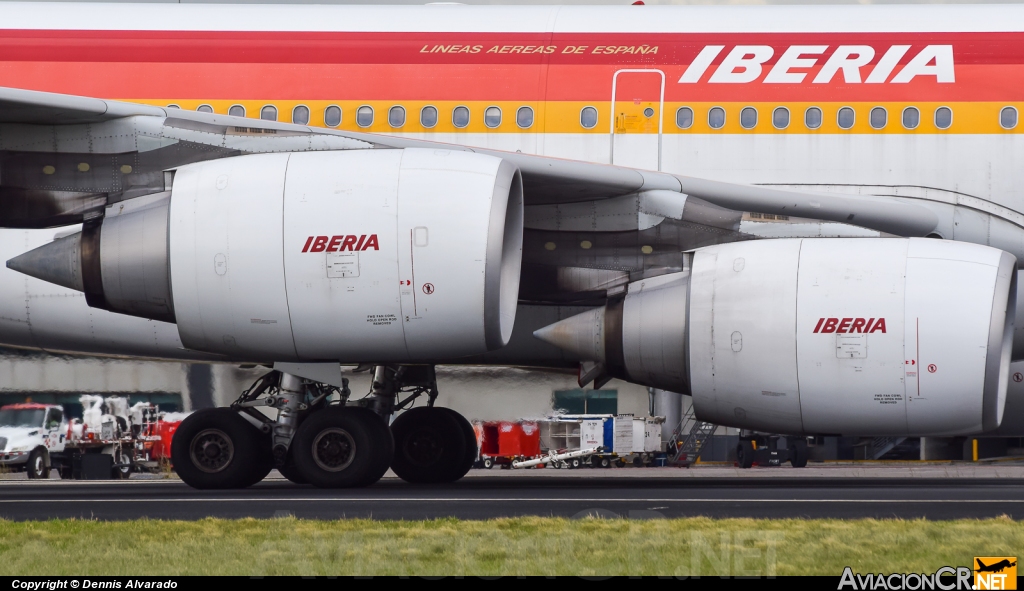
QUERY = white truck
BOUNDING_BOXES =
[0,396,167,479]
[0,403,68,478]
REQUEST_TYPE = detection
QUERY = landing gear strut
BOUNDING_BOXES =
[170,365,477,489]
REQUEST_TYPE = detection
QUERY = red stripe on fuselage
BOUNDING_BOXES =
[0,30,1022,65]
[1,62,1021,102]
[1,30,1023,101]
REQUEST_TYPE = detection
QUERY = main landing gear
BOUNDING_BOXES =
[170,365,477,489]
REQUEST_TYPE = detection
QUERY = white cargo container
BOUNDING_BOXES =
[580,419,604,448]
[644,417,665,452]
[631,418,646,453]
[613,414,634,454]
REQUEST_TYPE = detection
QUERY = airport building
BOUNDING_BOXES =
[3,346,1020,463]
[0,346,655,422]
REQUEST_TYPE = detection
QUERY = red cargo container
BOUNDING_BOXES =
[151,420,181,460]
[477,422,500,457]
[497,421,540,457]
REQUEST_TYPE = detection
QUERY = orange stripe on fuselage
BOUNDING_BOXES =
[136,99,1022,134]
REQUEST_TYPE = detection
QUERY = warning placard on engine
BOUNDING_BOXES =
[836,334,867,359]
[367,314,397,326]
[327,252,359,278]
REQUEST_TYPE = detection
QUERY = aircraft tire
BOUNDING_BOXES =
[390,407,468,484]
[172,408,268,489]
[736,440,755,469]
[239,429,274,488]
[292,407,392,489]
[789,439,809,468]
[437,407,477,481]
[277,458,309,484]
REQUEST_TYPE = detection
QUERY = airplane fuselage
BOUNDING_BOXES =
[1,2,1024,385]
[0,3,1020,209]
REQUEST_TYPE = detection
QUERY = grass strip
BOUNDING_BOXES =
[0,516,1020,576]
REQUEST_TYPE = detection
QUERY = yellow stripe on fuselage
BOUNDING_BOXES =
[141,100,1023,135]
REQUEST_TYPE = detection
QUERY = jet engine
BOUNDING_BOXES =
[535,238,1016,436]
[7,149,524,361]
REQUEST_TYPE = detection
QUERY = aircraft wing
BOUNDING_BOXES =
[0,86,938,236]
[0,86,165,124]
[306,123,938,236]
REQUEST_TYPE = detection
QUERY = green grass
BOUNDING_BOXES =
[0,517,1020,576]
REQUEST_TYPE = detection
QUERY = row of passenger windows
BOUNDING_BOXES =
[172,103,1021,131]
[677,105,1020,131]
[176,103,539,129]
[677,105,953,130]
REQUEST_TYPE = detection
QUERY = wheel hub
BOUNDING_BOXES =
[403,427,444,466]
[312,428,356,472]
[190,429,235,473]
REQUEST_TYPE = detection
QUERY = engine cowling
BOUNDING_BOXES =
[534,238,1016,436]
[7,148,525,362]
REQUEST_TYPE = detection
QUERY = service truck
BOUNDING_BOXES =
[0,397,171,479]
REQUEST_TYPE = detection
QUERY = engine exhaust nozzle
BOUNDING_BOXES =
[6,194,175,323]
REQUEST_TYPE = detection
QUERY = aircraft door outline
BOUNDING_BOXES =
[609,69,665,171]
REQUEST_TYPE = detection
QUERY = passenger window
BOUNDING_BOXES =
[708,107,726,129]
[292,105,310,125]
[935,107,952,130]
[324,105,342,127]
[196,104,213,114]
[773,107,789,129]
[740,107,757,129]
[228,105,245,118]
[389,106,406,127]
[837,107,855,130]
[484,106,501,128]
[676,107,693,129]
[580,106,598,129]
[516,106,534,128]
[805,107,822,129]
[260,105,277,121]
[1000,106,1017,129]
[356,105,373,127]
[420,106,438,128]
[870,107,887,129]
[452,106,470,128]
[902,107,920,129]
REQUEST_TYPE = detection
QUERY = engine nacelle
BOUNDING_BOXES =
[8,149,524,361]
[535,238,1016,436]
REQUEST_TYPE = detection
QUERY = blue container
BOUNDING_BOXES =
[603,418,614,449]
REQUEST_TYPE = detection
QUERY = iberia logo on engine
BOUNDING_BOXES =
[302,235,380,252]
[813,317,887,334]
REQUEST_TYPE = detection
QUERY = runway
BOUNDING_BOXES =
[0,471,1022,520]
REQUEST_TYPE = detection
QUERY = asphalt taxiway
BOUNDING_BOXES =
[0,465,1022,521]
